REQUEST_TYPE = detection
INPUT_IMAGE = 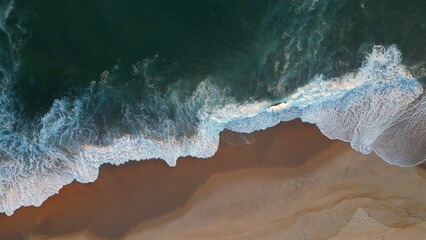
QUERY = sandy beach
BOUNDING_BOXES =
[122,145,426,240]
[1,120,425,239]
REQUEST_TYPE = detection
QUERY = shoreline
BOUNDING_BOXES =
[0,120,334,239]
[1,120,425,239]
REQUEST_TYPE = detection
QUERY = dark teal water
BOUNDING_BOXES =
[4,0,425,120]
[0,0,425,216]
[9,0,270,117]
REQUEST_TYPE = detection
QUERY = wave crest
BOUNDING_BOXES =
[0,45,423,216]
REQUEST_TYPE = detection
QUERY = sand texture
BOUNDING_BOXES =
[121,145,426,240]
[1,120,425,239]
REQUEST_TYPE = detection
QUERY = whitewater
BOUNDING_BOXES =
[0,43,422,215]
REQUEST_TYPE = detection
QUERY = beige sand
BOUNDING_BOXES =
[35,144,426,240]
[116,144,426,240]
[0,120,334,239]
[2,120,426,239]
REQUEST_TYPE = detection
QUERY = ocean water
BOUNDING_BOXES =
[0,0,424,215]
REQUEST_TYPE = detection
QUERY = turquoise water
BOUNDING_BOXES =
[0,0,424,215]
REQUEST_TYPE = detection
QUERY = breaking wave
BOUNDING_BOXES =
[0,43,423,216]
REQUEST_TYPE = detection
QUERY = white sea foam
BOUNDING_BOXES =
[0,45,424,216]
[80,45,424,169]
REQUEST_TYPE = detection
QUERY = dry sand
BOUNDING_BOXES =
[121,145,426,240]
[1,120,426,239]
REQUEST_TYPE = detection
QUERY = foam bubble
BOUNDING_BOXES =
[0,45,423,216]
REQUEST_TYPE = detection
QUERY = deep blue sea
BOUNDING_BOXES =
[0,0,424,215]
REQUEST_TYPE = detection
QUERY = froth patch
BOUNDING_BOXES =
[0,45,424,216]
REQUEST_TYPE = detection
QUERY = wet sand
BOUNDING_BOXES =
[1,120,426,239]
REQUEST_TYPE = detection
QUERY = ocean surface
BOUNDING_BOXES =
[0,0,424,215]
